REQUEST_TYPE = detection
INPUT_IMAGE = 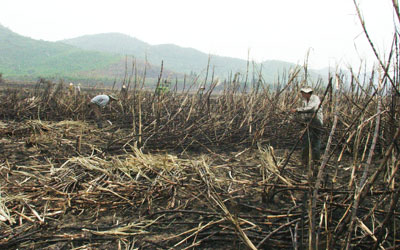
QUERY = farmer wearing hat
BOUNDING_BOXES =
[68,82,74,96]
[120,84,128,99]
[89,94,118,128]
[75,83,81,95]
[290,87,323,166]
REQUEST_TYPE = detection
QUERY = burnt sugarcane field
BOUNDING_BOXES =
[0,62,399,250]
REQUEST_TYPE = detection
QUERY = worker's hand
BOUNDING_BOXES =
[290,108,297,113]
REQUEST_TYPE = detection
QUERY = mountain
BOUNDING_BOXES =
[61,33,151,55]
[0,25,167,83]
[61,33,300,82]
[0,24,324,85]
[62,33,243,77]
[0,25,112,80]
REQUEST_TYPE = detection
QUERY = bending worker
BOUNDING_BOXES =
[89,94,118,128]
[290,87,323,166]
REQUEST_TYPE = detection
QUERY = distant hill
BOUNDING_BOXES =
[0,25,166,83]
[61,33,301,82]
[61,33,151,55]
[0,24,327,86]
[0,25,115,80]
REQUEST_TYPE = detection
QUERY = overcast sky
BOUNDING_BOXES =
[0,0,397,69]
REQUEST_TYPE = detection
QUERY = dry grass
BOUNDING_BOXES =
[0,66,399,249]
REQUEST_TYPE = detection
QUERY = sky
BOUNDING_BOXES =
[0,0,397,69]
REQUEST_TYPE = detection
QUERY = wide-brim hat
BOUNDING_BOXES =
[300,87,313,93]
[108,95,118,101]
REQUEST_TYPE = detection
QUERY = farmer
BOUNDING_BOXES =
[75,83,81,95]
[290,87,323,166]
[120,84,128,99]
[89,94,118,128]
[68,82,74,96]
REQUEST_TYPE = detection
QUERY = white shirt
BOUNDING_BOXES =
[90,95,110,107]
[297,94,323,125]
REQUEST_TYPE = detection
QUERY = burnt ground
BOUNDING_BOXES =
[0,118,395,250]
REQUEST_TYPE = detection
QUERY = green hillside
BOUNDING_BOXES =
[62,34,217,75]
[62,33,300,82]
[0,25,122,81]
[0,24,319,85]
[61,33,151,55]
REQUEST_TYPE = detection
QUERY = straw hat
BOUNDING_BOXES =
[108,95,118,101]
[300,87,313,93]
